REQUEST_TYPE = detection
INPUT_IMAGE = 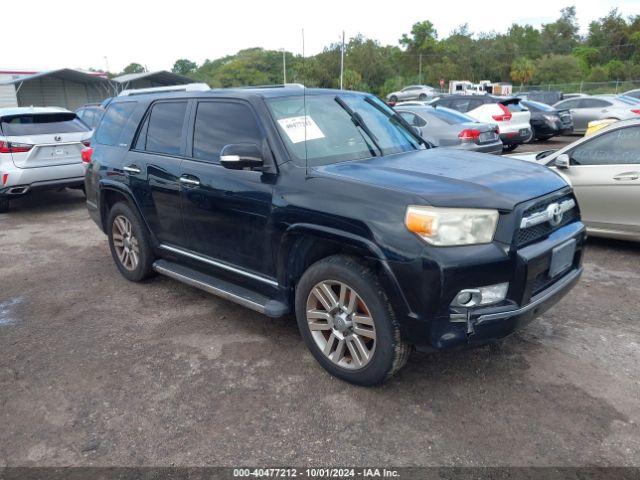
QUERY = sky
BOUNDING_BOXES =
[6,0,640,73]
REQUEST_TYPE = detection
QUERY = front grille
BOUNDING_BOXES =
[515,194,578,247]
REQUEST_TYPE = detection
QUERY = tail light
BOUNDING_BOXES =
[492,104,512,122]
[82,140,91,147]
[81,147,93,164]
[0,141,33,153]
[2,173,7,186]
[458,129,481,141]
[631,109,640,115]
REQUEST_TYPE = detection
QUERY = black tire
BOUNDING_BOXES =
[295,255,411,386]
[503,144,519,152]
[107,202,155,282]
[0,197,8,213]
[418,93,427,100]
[389,95,398,104]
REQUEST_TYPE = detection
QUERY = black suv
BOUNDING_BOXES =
[85,86,585,385]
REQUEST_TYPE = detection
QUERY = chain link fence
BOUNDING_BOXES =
[512,80,640,95]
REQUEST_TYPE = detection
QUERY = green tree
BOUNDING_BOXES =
[122,63,145,74]
[532,55,582,84]
[172,59,198,76]
[510,57,535,85]
[541,7,580,55]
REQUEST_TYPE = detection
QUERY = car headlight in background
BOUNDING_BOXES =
[405,206,499,246]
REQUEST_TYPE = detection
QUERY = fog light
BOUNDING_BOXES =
[451,282,509,308]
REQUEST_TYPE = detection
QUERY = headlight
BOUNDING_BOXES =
[405,206,499,246]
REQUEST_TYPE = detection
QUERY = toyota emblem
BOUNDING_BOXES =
[547,203,563,226]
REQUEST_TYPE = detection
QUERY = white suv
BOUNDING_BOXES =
[431,95,532,151]
[0,107,92,212]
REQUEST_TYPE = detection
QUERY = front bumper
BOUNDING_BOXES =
[393,220,586,350]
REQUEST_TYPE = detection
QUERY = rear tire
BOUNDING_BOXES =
[418,93,427,100]
[0,197,8,213]
[389,95,398,104]
[295,255,411,386]
[107,202,155,282]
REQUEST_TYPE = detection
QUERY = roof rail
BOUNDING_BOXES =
[236,83,305,89]
[118,83,210,97]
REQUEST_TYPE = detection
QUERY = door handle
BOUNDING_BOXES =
[123,165,141,174]
[179,175,200,186]
[612,172,639,181]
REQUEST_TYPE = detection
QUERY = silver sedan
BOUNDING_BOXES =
[386,85,436,103]
[509,118,640,242]
[553,95,640,133]
[395,105,503,155]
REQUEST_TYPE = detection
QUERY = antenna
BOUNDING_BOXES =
[302,28,308,174]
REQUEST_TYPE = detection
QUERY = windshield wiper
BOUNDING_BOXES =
[363,96,431,148]
[334,96,383,157]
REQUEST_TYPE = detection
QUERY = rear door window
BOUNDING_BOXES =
[143,101,188,156]
[191,101,263,163]
[95,102,137,146]
[0,113,89,136]
[579,99,611,108]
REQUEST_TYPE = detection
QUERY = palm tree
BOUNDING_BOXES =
[510,57,536,86]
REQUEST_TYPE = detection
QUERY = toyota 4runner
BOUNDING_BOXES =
[84,85,585,385]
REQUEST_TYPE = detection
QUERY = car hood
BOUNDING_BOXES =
[313,149,567,210]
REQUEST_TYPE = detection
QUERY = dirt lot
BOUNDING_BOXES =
[1,142,639,467]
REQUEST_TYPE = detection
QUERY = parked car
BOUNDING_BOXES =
[509,118,640,242]
[585,119,617,136]
[0,107,92,212]
[75,105,105,130]
[623,89,640,100]
[553,96,640,134]
[85,86,585,385]
[386,85,436,103]
[431,94,532,151]
[515,90,563,105]
[520,99,573,141]
[395,105,502,154]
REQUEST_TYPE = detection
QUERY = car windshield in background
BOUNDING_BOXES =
[430,107,476,124]
[267,93,422,166]
[523,100,556,112]
[506,101,528,112]
[0,113,89,136]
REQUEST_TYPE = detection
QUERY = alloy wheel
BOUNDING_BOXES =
[112,215,140,271]
[305,280,376,370]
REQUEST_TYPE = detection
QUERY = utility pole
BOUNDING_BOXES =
[418,54,422,84]
[340,31,345,90]
[281,49,287,84]
[104,56,110,74]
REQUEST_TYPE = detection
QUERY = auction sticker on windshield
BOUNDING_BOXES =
[277,116,325,143]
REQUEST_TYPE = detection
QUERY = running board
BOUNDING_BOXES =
[153,259,290,317]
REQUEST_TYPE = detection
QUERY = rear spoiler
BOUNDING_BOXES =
[496,97,521,106]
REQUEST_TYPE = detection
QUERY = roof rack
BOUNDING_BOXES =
[118,83,210,97]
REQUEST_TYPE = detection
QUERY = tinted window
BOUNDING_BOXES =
[95,102,137,146]
[506,102,527,112]
[430,107,476,124]
[522,100,555,112]
[579,98,611,108]
[0,113,89,136]
[192,102,263,162]
[145,101,187,156]
[450,98,472,112]
[398,111,427,127]
[555,99,579,110]
[570,126,640,166]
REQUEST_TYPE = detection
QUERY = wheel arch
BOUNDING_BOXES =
[98,181,156,244]
[278,223,413,319]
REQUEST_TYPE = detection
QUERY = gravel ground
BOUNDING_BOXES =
[1,145,639,467]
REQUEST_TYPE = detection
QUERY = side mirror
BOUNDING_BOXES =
[554,153,570,169]
[220,144,264,170]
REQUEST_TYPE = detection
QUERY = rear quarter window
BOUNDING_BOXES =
[94,102,138,146]
[0,113,89,136]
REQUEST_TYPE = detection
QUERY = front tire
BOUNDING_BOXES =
[389,95,398,104]
[107,202,155,282]
[0,197,9,213]
[295,255,411,386]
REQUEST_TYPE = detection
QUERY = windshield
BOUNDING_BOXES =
[0,113,89,136]
[430,106,476,124]
[267,93,423,166]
